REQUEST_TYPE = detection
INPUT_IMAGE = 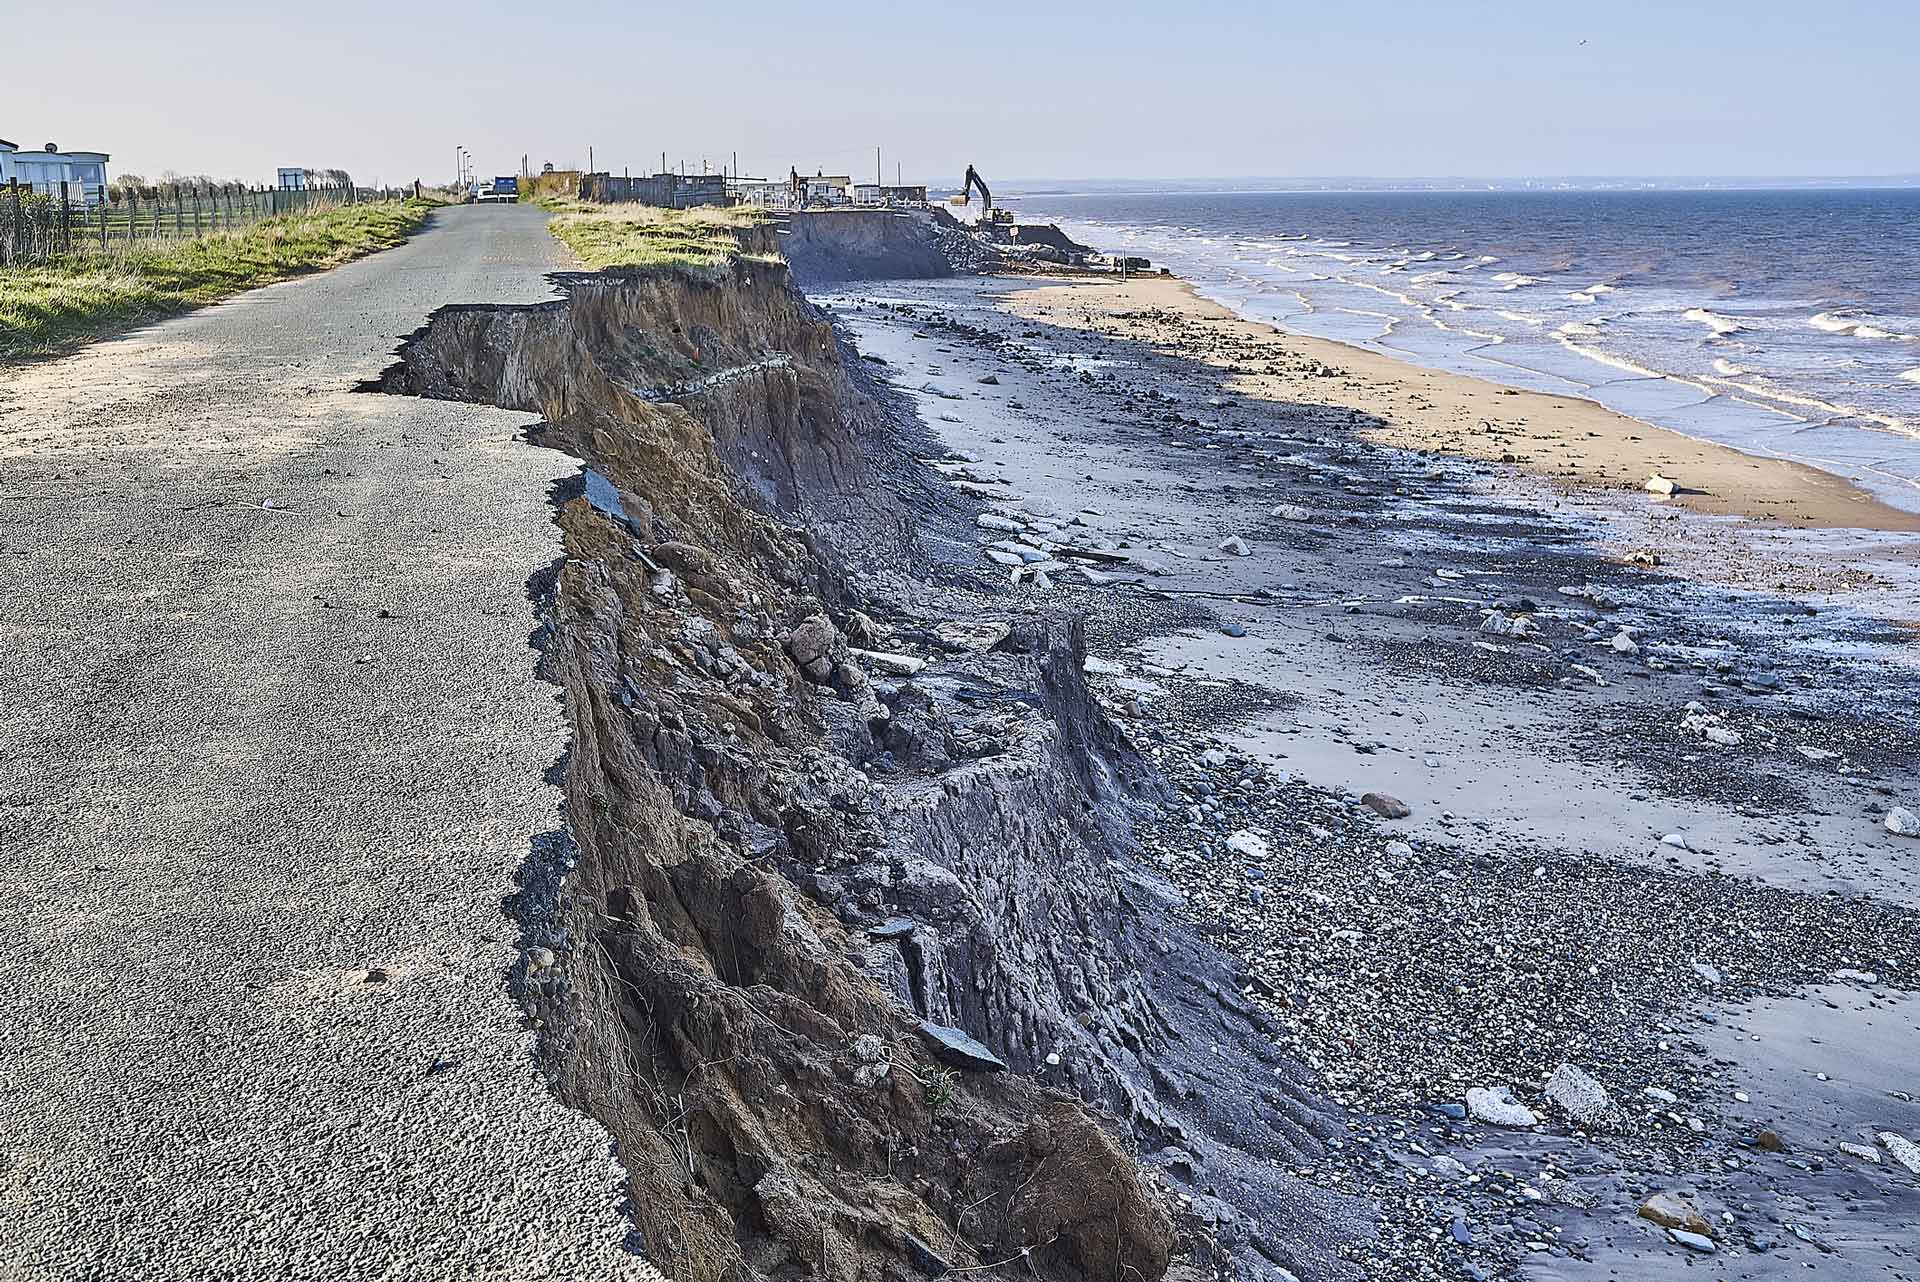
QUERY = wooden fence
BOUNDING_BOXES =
[0,182,414,267]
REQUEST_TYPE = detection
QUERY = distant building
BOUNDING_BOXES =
[789,169,851,207]
[582,171,730,209]
[1,139,110,204]
[727,177,787,208]
[852,183,929,206]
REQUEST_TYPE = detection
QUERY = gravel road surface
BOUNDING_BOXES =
[0,206,652,1279]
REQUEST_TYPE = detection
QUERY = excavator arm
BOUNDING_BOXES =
[962,164,992,215]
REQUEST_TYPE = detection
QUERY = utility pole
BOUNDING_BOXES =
[589,145,594,174]
[876,146,882,195]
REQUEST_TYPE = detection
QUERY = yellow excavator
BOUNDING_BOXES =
[953,164,1015,232]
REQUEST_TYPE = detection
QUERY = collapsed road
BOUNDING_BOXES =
[0,205,653,1279]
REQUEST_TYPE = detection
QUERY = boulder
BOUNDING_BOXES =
[1879,1131,1920,1175]
[1361,792,1411,820]
[1465,1085,1539,1128]
[1886,806,1919,838]
[1225,829,1269,860]
[916,1020,1008,1072]
[1638,1192,1713,1236]
[1481,611,1538,638]
[786,613,844,683]
[1544,1063,1613,1126]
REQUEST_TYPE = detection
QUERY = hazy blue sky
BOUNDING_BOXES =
[10,0,1913,187]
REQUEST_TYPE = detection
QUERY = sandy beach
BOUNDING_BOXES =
[1014,273,1920,534]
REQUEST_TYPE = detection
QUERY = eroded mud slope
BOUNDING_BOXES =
[371,254,1365,1282]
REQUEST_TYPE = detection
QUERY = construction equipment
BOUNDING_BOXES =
[960,165,1014,230]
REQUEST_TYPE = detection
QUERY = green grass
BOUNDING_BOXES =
[0,197,443,361]
[534,198,770,278]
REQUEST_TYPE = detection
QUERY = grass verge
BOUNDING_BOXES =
[534,198,771,279]
[0,197,443,362]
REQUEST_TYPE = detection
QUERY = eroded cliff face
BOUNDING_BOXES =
[373,255,1356,1282]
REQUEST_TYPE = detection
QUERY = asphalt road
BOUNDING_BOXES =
[0,206,652,1279]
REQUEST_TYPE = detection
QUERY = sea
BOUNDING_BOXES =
[1011,186,1920,512]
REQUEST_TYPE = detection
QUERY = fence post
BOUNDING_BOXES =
[151,191,161,238]
[8,180,20,268]
[100,191,108,251]
[193,191,202,237]
[59,181,71,254]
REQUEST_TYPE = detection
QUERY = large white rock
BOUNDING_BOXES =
[1887,806,1920,838]
[1879,1131,1920,1175]
[1226,830,1270,860]
[1481,611,1538,638]
[1465,1085,1540,1128]
[1544,1064,1613,1125]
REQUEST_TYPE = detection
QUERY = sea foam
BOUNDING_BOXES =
[1684,308,1744,336]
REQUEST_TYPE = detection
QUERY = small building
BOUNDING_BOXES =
[852,183,929,206]
[582,171,730,209]
[789,169,851,207]
[1,139,110,204]
[727,177,787,209]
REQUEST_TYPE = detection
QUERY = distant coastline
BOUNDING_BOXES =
[994,175,1920,197]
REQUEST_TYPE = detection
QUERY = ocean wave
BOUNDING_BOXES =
[1497,310,1548,327]
[1554,335,1712,392]
[1490,271,1542,286]
[1683,308,1744,336]
[1558,322,1602,337]
[1810,310,1920,342]
[1432,316,1503,342]
[1712,358,1749,376]
[1703,373,1913,436]
[1902,368,1920,385]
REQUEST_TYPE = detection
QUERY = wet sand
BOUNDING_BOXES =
[1009,273,1920,535]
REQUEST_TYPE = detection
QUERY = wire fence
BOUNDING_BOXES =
[1,182,417,267]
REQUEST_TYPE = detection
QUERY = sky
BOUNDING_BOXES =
[8,0,1914,188]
